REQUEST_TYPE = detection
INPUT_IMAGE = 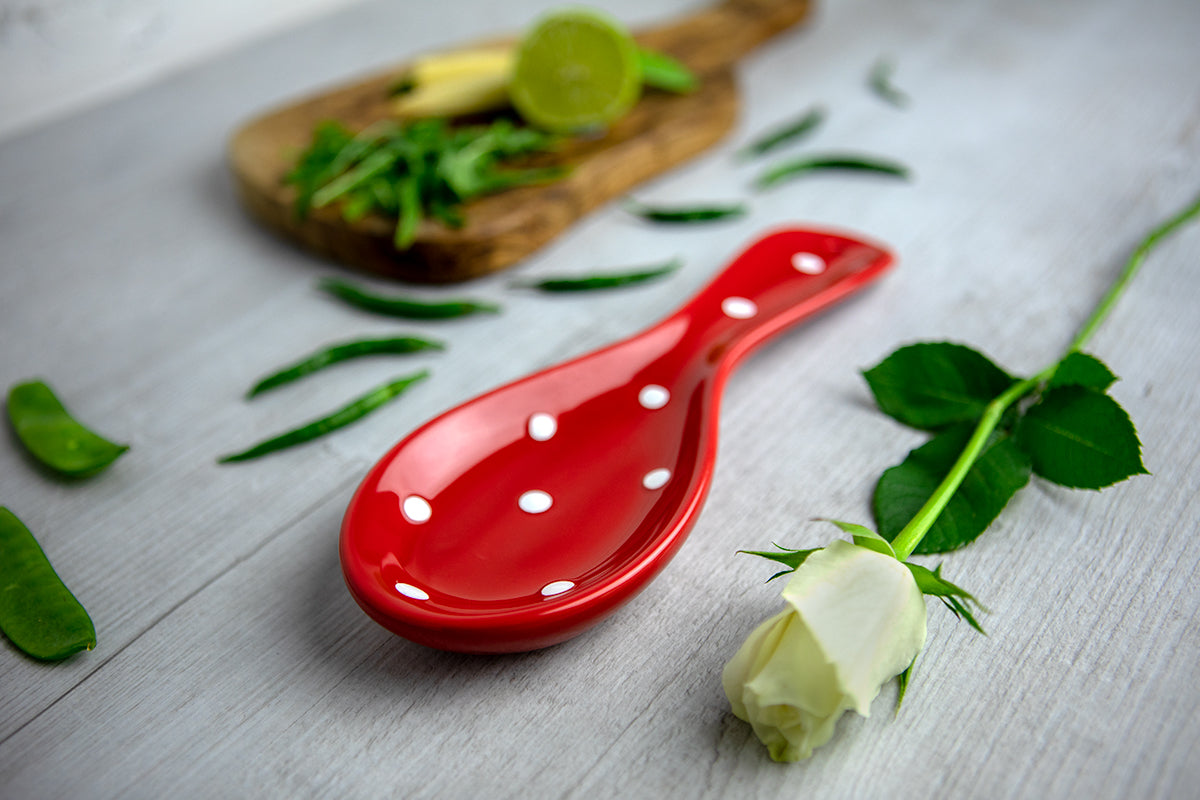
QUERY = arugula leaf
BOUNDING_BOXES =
[285,121,354,218]
[394,173,422,249]
[285,118,563,250]
[313,147,403,208]
[863,342,1015,431]
[1016,386,1147,489]
[341,189,375,223]
[1047,351,1117,391]
[874,423,1032,554]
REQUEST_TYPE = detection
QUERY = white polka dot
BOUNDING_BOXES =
[722,296,757,319]
[402,495,432,523]
[639,385,670,409]
[395,582,429,600]
[518,490,553,514]
[792,252,826,274]
[541,580,575,597]
[528,412,557,441]
[642,468,671,490]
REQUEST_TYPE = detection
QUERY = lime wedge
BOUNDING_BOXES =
[510,8,642,133]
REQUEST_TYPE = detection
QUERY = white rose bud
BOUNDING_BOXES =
[722,539,928,761]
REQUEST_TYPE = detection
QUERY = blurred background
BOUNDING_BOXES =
[0,0,365,139]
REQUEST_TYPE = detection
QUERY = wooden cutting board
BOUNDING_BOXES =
[229,0,812,283]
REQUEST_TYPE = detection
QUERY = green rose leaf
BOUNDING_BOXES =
[1048,351,1117,391]
[874,423,1032,554]
[1016,386,1147,489]
[863,342,1015,431]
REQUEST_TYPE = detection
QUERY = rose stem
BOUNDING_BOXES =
[890,191,1200,561]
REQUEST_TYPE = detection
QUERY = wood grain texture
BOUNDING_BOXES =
[229,0,811,283]
[2,0,1199,797]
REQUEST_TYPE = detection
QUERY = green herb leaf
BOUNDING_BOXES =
[341,188,375,223]
[1016,386,1147,489]
[874,423,1032,553]
[286,120,355,218]
[313,147,401,209]
[868,57,910,108]
[738,544,822,581]
[623,199,747,224]
[737,106,825,160]
[637,47,698,94]
[904,562,985,634]
[0,507,96,661]
[863,342,1016,431]
[1047,351,1117,391]
[285,118,562,250]
[219,371,429,463]
[394,172,422,249]
[7,380,129,477]
[512,258,680,292]
[319,277,501,319]
[246,336,444,397]
[754,153,910,190]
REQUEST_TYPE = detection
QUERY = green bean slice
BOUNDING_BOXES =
[754,153,911,190]
[319,277,501,319]
[219,370,429,463]
[623,199,747,224]
[0,507,96,661]
[7,380,129,477]
[513,258,681,292]
[737,106,826,160]
[246,336,444,398]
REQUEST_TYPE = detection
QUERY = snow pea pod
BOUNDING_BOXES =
[319,277,501,319]
[513,258,681,292]
[246,336,444,398]
[219,370,429,463]
[0,507,96,661]
[6,380,128,477]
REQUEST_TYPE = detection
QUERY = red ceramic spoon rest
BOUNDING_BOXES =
[340,228,894,653]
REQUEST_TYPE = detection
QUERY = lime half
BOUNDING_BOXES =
[510,8,642,133]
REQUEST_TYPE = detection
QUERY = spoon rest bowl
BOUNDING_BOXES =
[340,228,894,652]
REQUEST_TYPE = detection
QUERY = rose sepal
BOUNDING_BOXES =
[903,561,986,634]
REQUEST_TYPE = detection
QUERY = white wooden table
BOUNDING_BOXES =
[2,0,1198,797]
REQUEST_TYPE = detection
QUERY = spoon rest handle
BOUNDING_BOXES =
[666,228,894,373]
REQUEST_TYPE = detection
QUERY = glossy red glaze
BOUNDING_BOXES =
[340,228,894,652]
